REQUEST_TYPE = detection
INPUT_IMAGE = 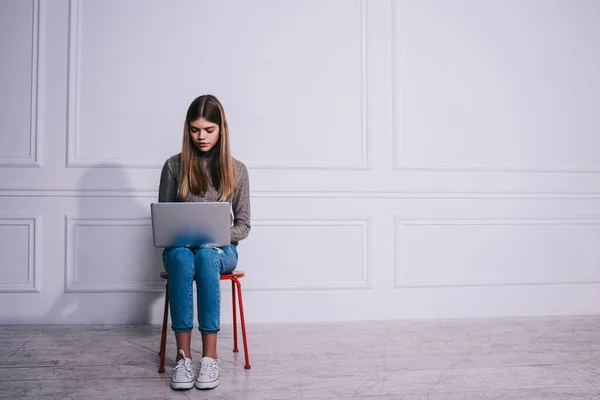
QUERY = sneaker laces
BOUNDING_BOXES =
[199,358,221,380]
[172,350,194,381]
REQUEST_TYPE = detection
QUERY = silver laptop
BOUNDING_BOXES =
[150,202,231,248]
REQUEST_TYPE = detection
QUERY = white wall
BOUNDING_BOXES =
[1,0,600,325]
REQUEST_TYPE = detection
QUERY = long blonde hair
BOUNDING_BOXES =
[178,95,237,201]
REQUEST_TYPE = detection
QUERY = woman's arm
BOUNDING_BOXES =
[158,160,177,202]
[231,163,251,242]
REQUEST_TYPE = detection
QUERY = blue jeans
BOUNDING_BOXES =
[162,244,238,334]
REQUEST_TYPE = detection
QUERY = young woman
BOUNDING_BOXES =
[158,94,251,390]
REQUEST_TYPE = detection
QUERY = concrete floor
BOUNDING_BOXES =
[1,315,599,399]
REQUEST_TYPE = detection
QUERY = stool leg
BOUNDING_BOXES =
[234,278,251,369]
[232,279,238,352]
[159,282,169,373]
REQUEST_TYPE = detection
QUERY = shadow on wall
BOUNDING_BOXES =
[45,164,164,328]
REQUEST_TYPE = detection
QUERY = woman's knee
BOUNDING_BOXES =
[194,248,220,275]
[164,247,195,276]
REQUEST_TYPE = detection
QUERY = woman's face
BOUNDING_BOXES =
[189,117,220,153]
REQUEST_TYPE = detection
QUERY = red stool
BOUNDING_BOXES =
[158,270,251,373]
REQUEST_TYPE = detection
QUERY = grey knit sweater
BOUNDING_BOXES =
[158,152,251,245]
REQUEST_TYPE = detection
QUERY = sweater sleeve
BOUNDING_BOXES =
[230,163,251,243]
[158,160,177,203]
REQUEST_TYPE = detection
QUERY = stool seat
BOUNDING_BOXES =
[159,270,246,280]
[158,269,250,372]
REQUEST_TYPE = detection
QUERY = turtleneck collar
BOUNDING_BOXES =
[198,147,216,165]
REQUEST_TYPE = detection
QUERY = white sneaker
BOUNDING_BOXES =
[195,357,220,389]
[170,349,195,390]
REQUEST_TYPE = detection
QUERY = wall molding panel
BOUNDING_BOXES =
[390,0,600,174]
[0,0,41,168]
[394,217,600,289]
[64,216,163,293]
[64,215,371,293]
[241,217,372,291]
[0,216,41,293]
[65,0,370,171]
